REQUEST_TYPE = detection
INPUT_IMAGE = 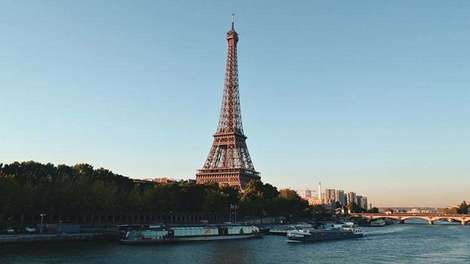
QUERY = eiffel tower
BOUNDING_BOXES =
[196,16,260,189]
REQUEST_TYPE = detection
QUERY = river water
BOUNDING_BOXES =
[1,224,470,264]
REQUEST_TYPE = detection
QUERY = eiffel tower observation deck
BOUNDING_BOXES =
[196,16,260,189]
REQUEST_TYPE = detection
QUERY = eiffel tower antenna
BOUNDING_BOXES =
[196,17,260,189]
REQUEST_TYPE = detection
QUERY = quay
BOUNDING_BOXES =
[0,233,114,244]
[351,213,470,225]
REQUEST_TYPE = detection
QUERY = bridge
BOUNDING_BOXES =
[351,213,470,225]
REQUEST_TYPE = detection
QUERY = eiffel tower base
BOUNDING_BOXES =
[196,168,260,189]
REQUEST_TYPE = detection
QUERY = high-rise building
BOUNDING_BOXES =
[335,190,346,206]
[324,189,336,205]
[304,189,312,199]
[317,185,370,209]
[346,192,357,205]
[363,197,368,210]
[357,195,368,210]
[195,16,260,189]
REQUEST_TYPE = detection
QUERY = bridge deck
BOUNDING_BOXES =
[350,213,470,225]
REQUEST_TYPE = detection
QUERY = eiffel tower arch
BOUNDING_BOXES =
[196,17,260,189]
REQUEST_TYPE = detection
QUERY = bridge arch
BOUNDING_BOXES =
[400,216,432,224]
[370,216,400,221]
[431,217,464,224]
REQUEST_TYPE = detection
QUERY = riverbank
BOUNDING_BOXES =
[0,233,115,244]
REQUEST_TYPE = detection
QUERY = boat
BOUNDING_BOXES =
[286,223,363,243]
[269,223,313,236]
[120,224,261,244]
[269,226,292,236]
[256,226,270,234]
[370,219,386,227]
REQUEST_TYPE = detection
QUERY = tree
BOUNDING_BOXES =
[276,189,309,219]
[457,201,468,214]
[311,205,331,221]
[347,202,365,213]
[444,207,458,214]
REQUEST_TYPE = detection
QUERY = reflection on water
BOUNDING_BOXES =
[1,225,470,264]
[206,239,253,264]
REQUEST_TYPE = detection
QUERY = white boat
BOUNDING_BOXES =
[120,224,261,244]
[286,225,363,243]
[370,219,386,227]
[269,223,313,236]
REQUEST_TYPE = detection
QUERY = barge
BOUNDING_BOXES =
[120,224,261,244]
[286,223,363,243]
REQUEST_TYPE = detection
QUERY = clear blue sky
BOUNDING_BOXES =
[1,1,469,207]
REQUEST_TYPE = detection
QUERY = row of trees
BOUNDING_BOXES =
[0,161,311,227]
[443,201,469,214]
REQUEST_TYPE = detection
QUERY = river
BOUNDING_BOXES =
[1,224,469,264]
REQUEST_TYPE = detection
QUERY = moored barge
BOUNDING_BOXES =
[120,224,261,244]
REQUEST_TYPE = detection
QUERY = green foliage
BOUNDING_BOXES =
[457,201,468,214]
[444,201,469,215]
[444,207,458,214]
[0,162,311,226]
[239,181,310,219]
[0,162,211,224]
[347,202,367,213]
[311,205,331,220]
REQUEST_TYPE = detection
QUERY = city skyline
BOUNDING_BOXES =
[1,1,469,208]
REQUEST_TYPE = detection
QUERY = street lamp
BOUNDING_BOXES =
[230,204,238,223]
[40,213,47,233]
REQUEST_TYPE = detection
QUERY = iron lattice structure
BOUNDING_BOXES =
[196,19,260,189]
